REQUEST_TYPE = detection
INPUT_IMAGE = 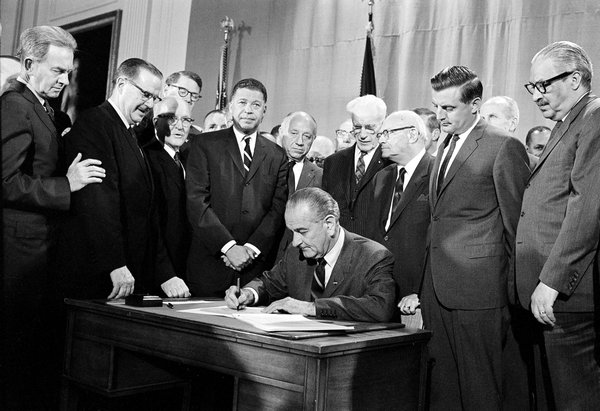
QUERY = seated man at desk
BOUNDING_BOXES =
[225,187,396,322]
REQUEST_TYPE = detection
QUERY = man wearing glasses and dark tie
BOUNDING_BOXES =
[58,58,176,301]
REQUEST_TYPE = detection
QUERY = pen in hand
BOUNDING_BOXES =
[236,276,241,311]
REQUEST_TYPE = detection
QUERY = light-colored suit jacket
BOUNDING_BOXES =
[428,119,530,309]
[247,229,397,322]
[515,94,600,312]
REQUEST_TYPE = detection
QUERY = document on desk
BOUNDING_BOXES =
[180,306,354,332]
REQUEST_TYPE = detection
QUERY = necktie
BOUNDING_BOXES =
[436,134,460,195]
[287,161,296,192]
[174,151,185,179]
[44,101,55,123]
[129,127,145,158]
[391,167,406,215]
[355,151,367,183]
[243,136,253,174]
[314,258,327,290]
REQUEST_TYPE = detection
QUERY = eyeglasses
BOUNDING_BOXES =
[524,71,575,95]
[124,78,162,103]
[307,155,325,168]
[350,126,377,136]
[335,129,355,141]
[376,126,415,141]
[157,114,194,128]
[168,83,202,101]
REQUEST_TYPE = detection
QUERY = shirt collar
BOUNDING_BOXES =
[323,227,345,268]
[402,148,426,176]
[163,143,177,159]
[233,126,257,143]
[107,97,133,128]
[17,76,45,106]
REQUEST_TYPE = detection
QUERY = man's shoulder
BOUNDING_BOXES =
[344,230,392,257]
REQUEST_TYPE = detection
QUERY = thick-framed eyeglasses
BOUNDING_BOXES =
[168,83,202,101]
[351,126,377,136]
[124,78,162,103]
[524,71,575,95]
[376,126,415,141]
[157,114,194,128]
[336,129,355,141]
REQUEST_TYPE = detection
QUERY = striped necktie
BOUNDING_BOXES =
[355,151,367,183]
[243,136,253,174]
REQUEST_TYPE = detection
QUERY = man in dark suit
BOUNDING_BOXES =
[421,66,530,410]
[367,111,433,316]
[145,97,194,297]
[322,95,390,237]
[516,41,600,408]
[1,25,105,410]
[59,58,175,300]
[225,188,396,322]
[275,111,323,260]
[186,78,288,297]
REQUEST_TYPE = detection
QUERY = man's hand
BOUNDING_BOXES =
[161,276,191,298]
[67,152,106,192]
[398,293,420,315]
[262,297,316,317]
[225,285,254,309]
[107,266,135,299]
[224,245,254,270]
[530,281,559,326]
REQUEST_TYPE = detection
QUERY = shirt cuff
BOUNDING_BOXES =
[221,240,237,254]
[244,243,261,256]
[244,287,259,305]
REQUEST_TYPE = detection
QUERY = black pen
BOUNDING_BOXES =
[236,276,241,311]
[166,303,174,309]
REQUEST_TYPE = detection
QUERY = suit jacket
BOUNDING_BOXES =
[2,80,71,233]
[368,153,434,299]
[246,229,396,322]
[275,158,323,260]
[146,145,191,277]
[57,101,174,298]
[428,119,530,309]
[515,94,600,312]
[186,127,288,297]
[322,144,390,237]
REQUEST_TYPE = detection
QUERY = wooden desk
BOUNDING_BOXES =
[62,299,430,410]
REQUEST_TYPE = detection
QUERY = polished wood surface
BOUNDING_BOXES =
[61,299,430,410]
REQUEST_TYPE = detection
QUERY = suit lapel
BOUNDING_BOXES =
[430,142,445,208]
[246,135,266,182]
[323,229,354,297]
[376,165,396,232]
[160,150,184,189]
[18,84,56,136]
[356,145,384,193]
[530,94,595,178]
[226,129,246,177]
[297,159,315,189]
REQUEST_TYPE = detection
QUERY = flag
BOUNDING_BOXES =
[360,35,376,96]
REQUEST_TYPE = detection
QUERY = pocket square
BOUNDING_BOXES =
[417,194,429,202]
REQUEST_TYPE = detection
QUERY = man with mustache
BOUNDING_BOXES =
[58,58,176,300]
[1,25,105,410]
[186,78,288,297]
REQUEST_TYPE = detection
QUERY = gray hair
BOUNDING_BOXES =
[483,96,520,124]
[346,94,387,124]
[279,111,317,137]
[532,41,593,90]
[287,187,340,222]
[17,26,77,63]
[385,110,427,142]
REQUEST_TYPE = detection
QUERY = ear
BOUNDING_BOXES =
[470,97,482,114]
[262,103,267,116]
[24,58,33,71]
[408,128,419,143]
[431,128,441,142]
[509,118,518,134]
[323,214,336,235]
[570,71,583,90]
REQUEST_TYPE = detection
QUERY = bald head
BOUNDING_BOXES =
[480,96,519,134]
[380,110,426,165]
[281,111,317,162]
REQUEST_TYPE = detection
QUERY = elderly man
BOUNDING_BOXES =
[423,66,530,410]
[413,107,441,156]
[186,78,288,297]
[335,118,355,151]
[367,111,434,318]
[203,109,228,132]
[225,187,396,322]
[323,95,390,237]
[59,58,175,300]
[524,125,551,158]
[145,98,194,297]
[516,41,600,409]
[275,111,322,259]
[1,25,105,410]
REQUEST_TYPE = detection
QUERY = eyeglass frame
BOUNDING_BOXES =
[167,83,202,101]
[124,78,162,103]
[350,125,378,137]
[524,71,575,95]
[376,126,415,141]
[157,113,195,128]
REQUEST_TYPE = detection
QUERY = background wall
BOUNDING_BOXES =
[187,0,600,142]
[3,0,599,142]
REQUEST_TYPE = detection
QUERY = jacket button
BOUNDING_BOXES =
[520,211,525,217]
[526,183,530,189]
[384,235,389,241]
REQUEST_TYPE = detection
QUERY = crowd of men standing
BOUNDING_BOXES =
[2,24,599,410]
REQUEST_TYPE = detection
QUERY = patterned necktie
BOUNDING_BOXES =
[243,136,253,174]
[436,134,460,195]
[314,258,327,290]
[391,167,406,215]
[355,151,367,183]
